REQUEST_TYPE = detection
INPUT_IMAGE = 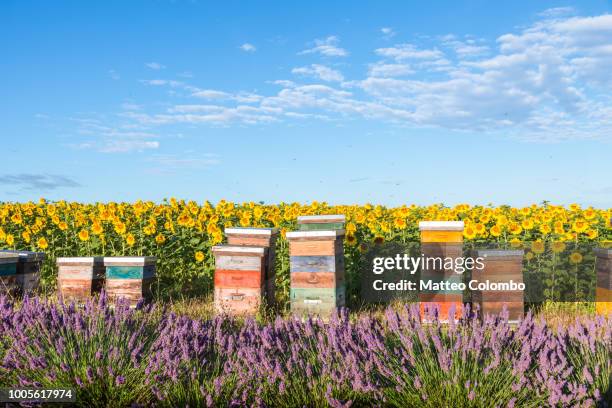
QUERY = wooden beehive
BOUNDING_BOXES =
[0,253,19,296]
[297,214,346,231]
[418,221,465,322]
[287,230,345,318]
[213,245,266,316]
[225,227,278,306]
[0,250,45,295]
[472,250,524,322]
[594,248,611,316]
[57,257,105,301]
[104,257,156,306]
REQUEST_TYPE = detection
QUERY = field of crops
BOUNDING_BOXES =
[0,200,610,303]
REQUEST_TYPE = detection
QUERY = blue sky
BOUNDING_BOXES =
[1,1,611,207]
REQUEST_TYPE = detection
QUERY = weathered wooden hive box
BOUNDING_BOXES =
[0,250,45,295]
[0,253,19,296]
[287,230,346,318]
[104,257,156,305]
[418,221,465,322]
[594,248,611,316]
[225,227,278,306]
[297,214,346,231]
[213,245,266,316]
[471,249,524,322]
[57,257,105,301]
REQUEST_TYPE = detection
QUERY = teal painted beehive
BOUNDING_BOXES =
[297,215,345,231]
[0,253,19,296]
[0,250,46,295]
[104,257,156,305]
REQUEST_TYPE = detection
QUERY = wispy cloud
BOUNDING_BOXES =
[240,43,257,52]
[78,11,612,142]
[108,69,120,80]
[0,174,81,191]
[148,153,220,168]
[145,62,166,70]
[299,36,348,57]
[292,64,344,82]
[381,27,396,39]
[99,140,159,153]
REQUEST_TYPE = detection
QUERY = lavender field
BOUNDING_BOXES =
[0,294,609,407]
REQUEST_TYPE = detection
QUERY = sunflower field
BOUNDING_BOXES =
[0,199,610,302]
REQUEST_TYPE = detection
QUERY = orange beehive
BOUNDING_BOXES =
[225,227,278,306]
[212,245,267,316]
[418,221,465,322]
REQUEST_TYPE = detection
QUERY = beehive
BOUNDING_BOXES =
[0,253,19,296]
[471,250,524,322]
[57,257,105,301]
[287,230,345,318]
[0,250,45,295]
[104,257,156,306]
[225,227,278,306]
[297,214,346,231]
[594,248,611,316]
[418,221,465,322]
[213,245,266,316]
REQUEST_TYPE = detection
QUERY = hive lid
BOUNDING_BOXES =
[286,230,346,239]
[0,250,46,262]
[297,214,346,224]
[225,227,279,236]
[418,221,464,231]
[103,256,157,266]
[594,247,612,258]
[474,249,524,258]
[212,245,266,256]
[57,257,104,265]
[0,253,19,264]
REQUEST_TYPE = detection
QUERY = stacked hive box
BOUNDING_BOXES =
[471,250,524,322]
[1,250,45,295]
[418,221,465,322]
[297,214,346,231]
[594,248,611,316]
[104,257,156,306]
[0,253,19,296]
[288,223,346,318]
[57,257,105,301]
[213,246,267,315]
[225,227,278,306]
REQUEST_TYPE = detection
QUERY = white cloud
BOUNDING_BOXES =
[192,89,231,99]
[538,7,575,18]
[381,27,396,39]
[100,140,159,153]
[87,11,612,142]
[368,62,413,77]
[299,36,348,57]
[240,43,256,52]
[376,43,444,60]
[145,62,166,70]
[292,64,344,82]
